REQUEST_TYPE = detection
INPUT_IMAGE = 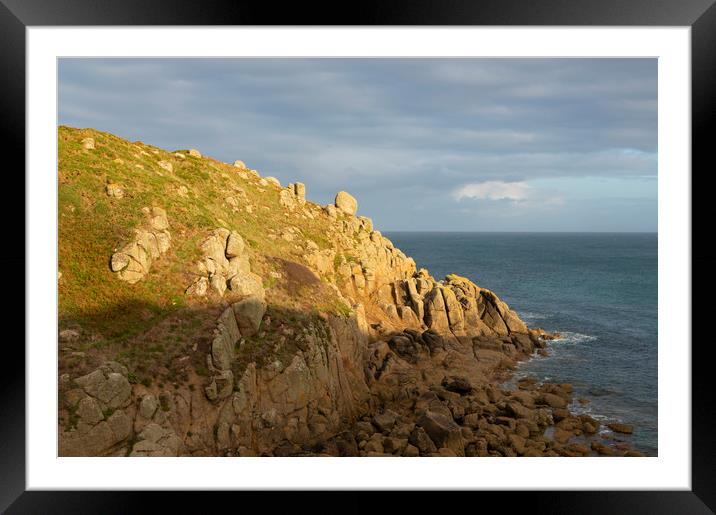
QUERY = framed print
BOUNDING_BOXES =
[3,0,715,511]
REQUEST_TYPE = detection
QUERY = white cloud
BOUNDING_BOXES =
[453,181,532,201]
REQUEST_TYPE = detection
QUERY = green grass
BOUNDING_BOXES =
[58,125,366,380]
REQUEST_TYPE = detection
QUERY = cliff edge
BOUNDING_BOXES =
[58,127,633,457]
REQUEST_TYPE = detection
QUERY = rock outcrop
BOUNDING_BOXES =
[185,228,262,298]
[59,362,133,456]
[109,207,171,284]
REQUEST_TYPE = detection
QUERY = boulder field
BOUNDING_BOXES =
[57,127,642,457]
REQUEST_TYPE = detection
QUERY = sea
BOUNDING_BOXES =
[384,232,658,456]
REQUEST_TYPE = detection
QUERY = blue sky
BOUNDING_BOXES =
[58,58,657,232]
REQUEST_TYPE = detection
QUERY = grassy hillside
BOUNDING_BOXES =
[58,126,350,386]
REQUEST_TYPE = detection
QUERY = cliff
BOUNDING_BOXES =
[58,127,633,458]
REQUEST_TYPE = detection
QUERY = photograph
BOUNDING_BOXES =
[56,57,658,458]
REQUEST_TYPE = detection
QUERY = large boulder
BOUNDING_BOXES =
[335,191,357,215]
[232,295,266,337]
[417,410,464,455]
[225,231,245,258]
[228,272,264,298]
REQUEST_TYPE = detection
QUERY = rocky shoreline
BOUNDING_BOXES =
[260,329,646,458]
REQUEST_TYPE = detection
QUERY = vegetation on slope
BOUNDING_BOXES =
[58,126,349,386]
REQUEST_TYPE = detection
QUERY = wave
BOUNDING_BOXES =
[550,331,597,345]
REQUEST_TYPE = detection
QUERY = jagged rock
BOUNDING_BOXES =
[188,149,202,158]
[232,295,266,337]
[233,160,247,169]
[335,191,357,215]
[265,176,281,187]
[158,160,173,172]
[106,183,124,198]
[81,137,95,150]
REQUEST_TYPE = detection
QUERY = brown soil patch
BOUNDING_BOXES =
[274,257,321,287]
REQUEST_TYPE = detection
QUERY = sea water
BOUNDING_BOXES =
[385,232,658,456]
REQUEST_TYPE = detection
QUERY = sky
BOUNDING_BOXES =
[58,58,657,232]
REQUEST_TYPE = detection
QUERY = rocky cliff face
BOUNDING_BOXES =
[58,127,641,457]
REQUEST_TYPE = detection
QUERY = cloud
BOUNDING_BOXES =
[57,58,657,231]
[453,181,532,201]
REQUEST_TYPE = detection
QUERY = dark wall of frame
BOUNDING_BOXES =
[2,0,714,512]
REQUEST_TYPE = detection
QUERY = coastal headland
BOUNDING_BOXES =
[57,127,643,457]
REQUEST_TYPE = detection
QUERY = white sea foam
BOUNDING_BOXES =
[550,331,597,344]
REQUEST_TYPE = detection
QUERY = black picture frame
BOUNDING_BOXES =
[3,0,714,511]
